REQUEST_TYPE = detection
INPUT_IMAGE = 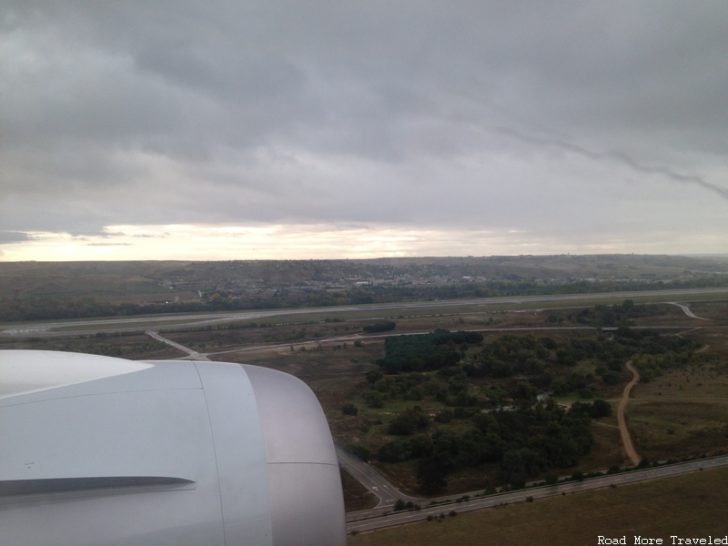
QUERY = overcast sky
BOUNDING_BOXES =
[2,1,728,260]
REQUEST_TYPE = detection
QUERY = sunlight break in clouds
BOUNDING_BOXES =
[3,224,727,262]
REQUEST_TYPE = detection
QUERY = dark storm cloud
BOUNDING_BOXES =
[1,1,727,249]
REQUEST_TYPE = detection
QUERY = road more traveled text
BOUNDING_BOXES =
[598,536,728,545]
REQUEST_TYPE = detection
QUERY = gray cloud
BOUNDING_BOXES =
[0,231,31,244]
[491,127,728,201]
[1,1,727,252]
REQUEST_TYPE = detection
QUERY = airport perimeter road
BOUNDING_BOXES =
[3,286,728,337]
[667,301,709,320]
[346,455,728,534]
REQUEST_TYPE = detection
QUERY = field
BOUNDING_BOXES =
[629,359,728,461]
[350,466,728,546]
[0,331,182,360]
[3,291,728,503]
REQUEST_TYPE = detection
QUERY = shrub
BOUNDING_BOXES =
[363,321,396,333]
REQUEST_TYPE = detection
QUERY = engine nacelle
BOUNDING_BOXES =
[0,350,346,545]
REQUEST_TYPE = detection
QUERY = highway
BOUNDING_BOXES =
[2,286,728,337]
[346,455,728,534]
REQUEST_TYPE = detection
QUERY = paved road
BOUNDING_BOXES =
[347,455,728,534]
[145,330,210,361]
[3,287,728,337]
[667,301,709,320]
[617,360,641,466]
[337,447,420,508]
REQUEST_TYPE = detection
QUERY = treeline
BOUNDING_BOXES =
[374,324,696,400]
[3,275,728,322]
[0,296,251,322]
[361,368,482,409]
[550,299,664,327]
[632,350,695,382]
[343,276,728,306]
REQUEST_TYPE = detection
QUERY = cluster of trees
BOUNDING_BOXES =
[377,330,483,373]
[571,399,612,418]
[632,351,693,382]
[372,402,594,493]
[343,304,702,495]
[469,335,552,379]
[365,323,696,412]
[466,327,696,397]
[387,406,429,435]
[362,368,482,409]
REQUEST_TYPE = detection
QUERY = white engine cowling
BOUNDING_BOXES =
[0,350,346,546]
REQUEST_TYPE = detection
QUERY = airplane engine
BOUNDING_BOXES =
[0,350,346,546]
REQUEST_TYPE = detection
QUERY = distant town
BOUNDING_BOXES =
[2,254,728,322]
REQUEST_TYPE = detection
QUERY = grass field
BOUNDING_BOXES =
[350,466,728,546]
[629,360,728,461]
[0,331,183,360]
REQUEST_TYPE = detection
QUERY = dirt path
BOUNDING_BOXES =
[696,344,711,354]
[617,360,641,466]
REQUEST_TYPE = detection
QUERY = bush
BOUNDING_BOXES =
[349,444,371,462]
[364,391,383,408]
[341,403,358,416]
[590,399,612,418]
[363,321,397,333]
[388,406,429,435]
[377,440,412,463]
